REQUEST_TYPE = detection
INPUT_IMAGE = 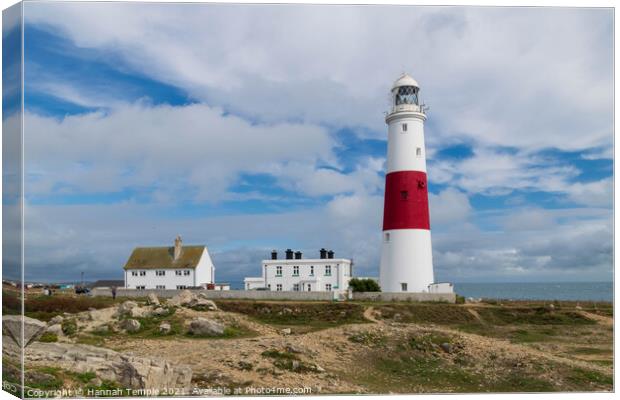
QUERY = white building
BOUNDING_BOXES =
[244,249,352,294]
[124,236,215,290]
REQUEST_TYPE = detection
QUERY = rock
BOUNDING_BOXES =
[120,319,141,333]
[129,306,152,318]
[168,290,195,307]
[548,304,555,310]
[280,328,292,336]
[117,301,138,316]
[24,341,192,390]
[89,377,103,387]
[153,307,168,316]
[94,324,109,334]
[314,364,325,372]
[575,305,583,310]
[46,324,64,336]
[393,313,402,321]
[440,343,452,353]
[49,315,64,325]
[291,360,301,371]
[282,308,293,315]
[159,322,171,335]
[187,317,225,336]
[88,307,97,312]
[147,293,160,306]
[3,315,47,347]
[285,344,303,354]
[189,296,218,311]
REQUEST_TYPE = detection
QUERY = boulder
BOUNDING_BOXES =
[117,301,138,316]
[46,324,64,336]
[440,343,452,353]
[147,293,160,306]
[159,322,171,335]
[3,315,47,347]
[153,307,168,317]
[120,319,141,333]
[167,290,194,307]
[188,298,218,311]
[187,317,224,336]
[24,341,192,390]
[129,306,152,318]
[280,328,292,336]
[49,315,64,325]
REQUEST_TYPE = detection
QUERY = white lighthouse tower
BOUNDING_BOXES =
[379,73,435,293]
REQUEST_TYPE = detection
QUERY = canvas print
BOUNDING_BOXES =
[2,1,614,398]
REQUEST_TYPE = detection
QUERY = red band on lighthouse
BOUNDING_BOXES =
[382,170,430,231]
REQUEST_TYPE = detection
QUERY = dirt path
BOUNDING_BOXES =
[363,306,381,324]
[577,311,613,327]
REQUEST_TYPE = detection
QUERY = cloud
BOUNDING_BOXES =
[24,4,613,153]
[24,102,336,202]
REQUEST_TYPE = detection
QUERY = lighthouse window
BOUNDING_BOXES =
[402,123,408,132]
[401,190,409,200]
[401,283,408,292]
[416,147,422,157]
[395,86,418,105]
[385,232,390,242]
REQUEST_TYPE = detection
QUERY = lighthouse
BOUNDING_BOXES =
[379,73,435,293]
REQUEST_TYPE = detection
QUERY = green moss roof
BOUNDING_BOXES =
[123,245,205,270]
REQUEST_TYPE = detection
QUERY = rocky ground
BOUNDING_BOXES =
[2,291,614,396]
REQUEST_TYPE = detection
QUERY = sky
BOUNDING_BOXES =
[2,3,613,285]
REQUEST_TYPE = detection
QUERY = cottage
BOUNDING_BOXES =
[123,236,215,290]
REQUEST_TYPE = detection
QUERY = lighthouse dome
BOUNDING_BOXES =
[392,73,419,90]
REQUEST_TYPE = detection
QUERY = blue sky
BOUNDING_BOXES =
[3,3,613,284]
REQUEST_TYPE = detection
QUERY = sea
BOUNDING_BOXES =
[454,281,613,302]
[228,280,613,302]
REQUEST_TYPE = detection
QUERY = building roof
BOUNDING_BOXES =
[392,73,419,90]
[124,245,205,270]
[89,280,124,288]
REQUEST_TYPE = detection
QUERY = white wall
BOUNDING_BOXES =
[194,247,215,286]
[125,268,196,290]
[246,258,352,293]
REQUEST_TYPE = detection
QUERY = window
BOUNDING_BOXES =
[307,284,312,291]
[402,123,408,132]
[156,285,165,290]
[400,190,408,200]
[183,270,190,276]
[310,266,314,276]
[325,284,332,291]
[276,266,282,277]
[401,283,408,292]
[136,286,145,290]
[156,270,165,276]
[325,265,331,276]
[267,284,271,290]
[175,270,182,276]
[177,285,187,290]
[293,284,300,292]
[139,271,146,276]
[416,147,422,157]
[131,271,138,277]
[276,284,282,292]
[293,266,299,276]
[385,232,390,242]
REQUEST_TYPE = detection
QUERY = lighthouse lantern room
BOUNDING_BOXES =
[379,73,445,293]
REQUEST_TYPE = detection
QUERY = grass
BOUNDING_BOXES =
[260,349,315,373]
[61,319,78,336]
[566,368,613,386]
[374,303,478,325]
[20,293,121,322]
[510,328,558,343]
[216,300,368,331]
[568,347,611,355]
[347,331,386,346]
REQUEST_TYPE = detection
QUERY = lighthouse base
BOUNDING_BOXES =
[379,229,434,293]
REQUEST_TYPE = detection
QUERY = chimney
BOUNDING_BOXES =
[285,249,294,260]
[271,250,278,260]
[320,248,327,259]
[295,251,302,260]
[174,235,182,260]
[327,250,334,259]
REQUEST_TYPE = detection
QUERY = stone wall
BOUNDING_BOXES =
[92,288,455,302]
[352,292,456,303]
[92,288,334,301]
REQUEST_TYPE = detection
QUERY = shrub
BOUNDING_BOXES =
[61,319,77,336]
[38,332,58,343]
[349,278,381,292]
